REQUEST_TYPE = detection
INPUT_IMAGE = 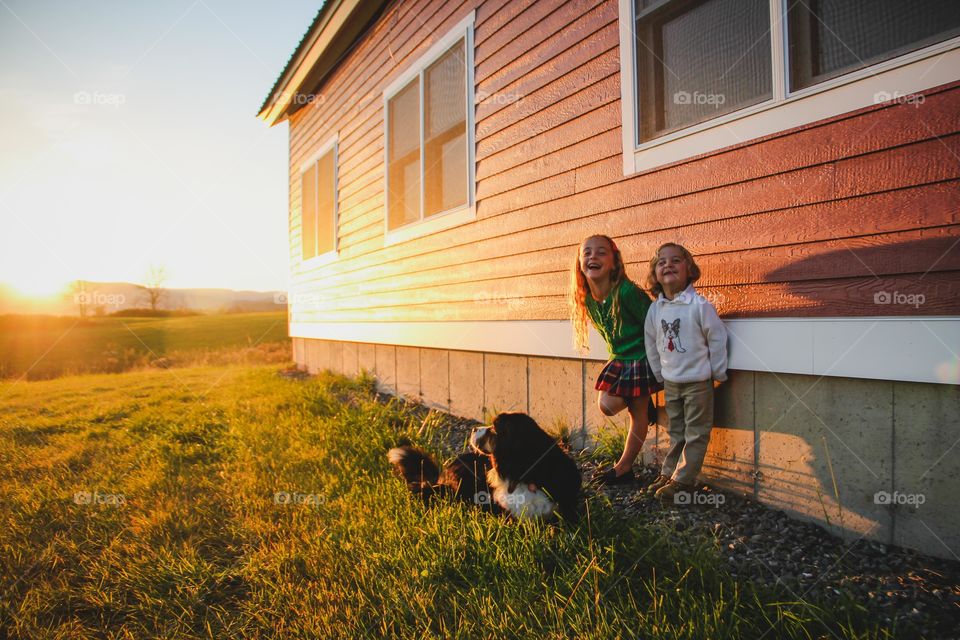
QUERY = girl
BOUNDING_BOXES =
[643,243,728,501]
[571,235,661,485]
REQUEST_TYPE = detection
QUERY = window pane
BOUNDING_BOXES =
[387,77,421,229]
[315,149,336,256]
[426,40,466,138]
[424,39,468,217]
[301,163,317,260]
[389,78,420,161]
[637,0,772,140]
[788,0,960,91]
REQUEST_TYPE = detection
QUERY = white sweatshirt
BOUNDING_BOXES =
[644,284,728,384]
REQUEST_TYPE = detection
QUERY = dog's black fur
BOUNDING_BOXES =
[387,412,582,522]
[386,445,503,514]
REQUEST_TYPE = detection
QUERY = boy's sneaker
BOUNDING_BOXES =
[655,479,696,503]
[592,467,636,486]
[643,474,671,494]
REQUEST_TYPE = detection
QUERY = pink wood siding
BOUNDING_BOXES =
[287,0,960,322]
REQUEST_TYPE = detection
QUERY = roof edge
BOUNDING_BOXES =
[258,0,389,126]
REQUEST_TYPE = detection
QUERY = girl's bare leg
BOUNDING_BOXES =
[598,390,627,417]
[612,395,650,476]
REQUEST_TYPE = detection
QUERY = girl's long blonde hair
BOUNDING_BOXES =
[646,242,701,297]
[570,235,627,353]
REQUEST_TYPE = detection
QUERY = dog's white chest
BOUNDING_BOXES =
[486,469,556,518]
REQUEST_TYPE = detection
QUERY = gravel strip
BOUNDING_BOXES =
[593,463,960,640]
[377,394,960,639]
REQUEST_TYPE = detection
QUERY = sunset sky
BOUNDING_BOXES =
[0,0,320,296]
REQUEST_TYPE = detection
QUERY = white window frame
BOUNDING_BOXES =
[299,134,339,267]
[618,0,960,175]
[382,10,476,247]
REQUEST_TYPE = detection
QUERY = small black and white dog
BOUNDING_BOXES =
[387,412,581,522]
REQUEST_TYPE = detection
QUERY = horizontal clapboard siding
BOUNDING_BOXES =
[286,0,960,325]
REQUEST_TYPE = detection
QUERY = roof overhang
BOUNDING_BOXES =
[258,0,390,126]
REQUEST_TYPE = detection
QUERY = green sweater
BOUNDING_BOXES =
[585,279,653,361]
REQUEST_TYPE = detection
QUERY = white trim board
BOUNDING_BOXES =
[289,317,960,386]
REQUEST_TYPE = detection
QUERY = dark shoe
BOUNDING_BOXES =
[655,479,696,503]
[643,474,671,494]
[593,467,636,486]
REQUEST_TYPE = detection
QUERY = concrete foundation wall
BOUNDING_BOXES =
[294,337,960,560]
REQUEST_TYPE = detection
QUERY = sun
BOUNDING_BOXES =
[5,271,71,300]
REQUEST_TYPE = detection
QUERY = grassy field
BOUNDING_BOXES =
[0,312,289,380]
[0,364,897,639]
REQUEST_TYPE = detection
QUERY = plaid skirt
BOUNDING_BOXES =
[595,358,663,398]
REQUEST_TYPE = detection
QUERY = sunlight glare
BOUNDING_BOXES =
[6,272,71,301]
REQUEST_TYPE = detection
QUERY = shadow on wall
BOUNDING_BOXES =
[703,235,960,318]
[654,235,960,556]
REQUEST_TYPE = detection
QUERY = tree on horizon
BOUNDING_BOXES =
[142,265,167,311]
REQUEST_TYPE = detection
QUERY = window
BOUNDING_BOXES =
[619,0,960,172]
[636,0,772,140]
[300,138,337,262]
[787,0,960,91]
[384,11,475,244]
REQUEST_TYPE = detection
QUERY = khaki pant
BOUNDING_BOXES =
[661,379,714,485]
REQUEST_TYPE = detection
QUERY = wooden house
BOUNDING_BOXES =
[258,0,960,557]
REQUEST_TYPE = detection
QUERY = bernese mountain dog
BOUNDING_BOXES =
[387,412,581,522]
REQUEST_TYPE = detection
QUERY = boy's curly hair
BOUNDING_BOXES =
[646,242,701,297]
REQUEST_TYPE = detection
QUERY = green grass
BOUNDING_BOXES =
[0,312,289,380]
[0,364,896,639]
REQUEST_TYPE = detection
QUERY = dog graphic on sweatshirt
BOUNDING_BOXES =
[661,319,687,353]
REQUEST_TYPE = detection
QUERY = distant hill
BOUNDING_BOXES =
[0,281,286,316]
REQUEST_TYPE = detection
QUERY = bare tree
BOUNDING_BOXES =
[70,280,91,318]
[143,265,167,311]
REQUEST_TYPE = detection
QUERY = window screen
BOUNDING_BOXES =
[387,78,421,230]
[788,0,960,91]
[300,147,336,260]
[301,163,317,260]
[636,0,772,140]
[424,40,467,217]
[315,149,336,256]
